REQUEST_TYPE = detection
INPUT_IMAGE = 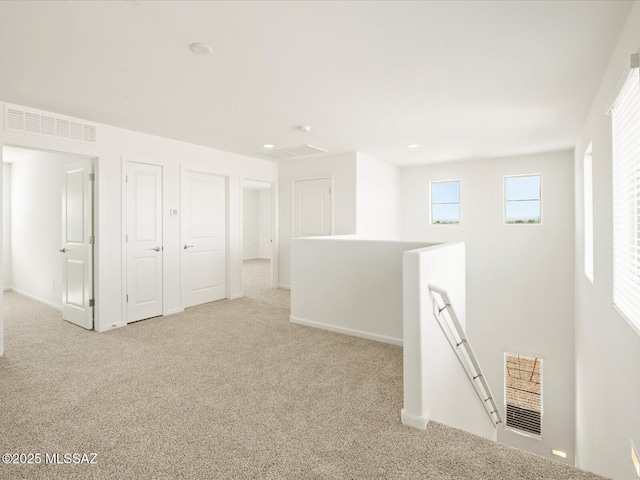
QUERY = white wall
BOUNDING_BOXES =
[356,152,401,239]
[402,242,497,441]
[401,150,575,463]
[9,150,71,309]
[278,152,357,287]
[2,163,10,289]
[573,3,640,479]
[242,189,259,260]
[290,237,431,345]
[258,189,271,259]
[0,101,278,337]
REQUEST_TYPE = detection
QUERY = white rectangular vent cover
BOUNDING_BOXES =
[5,106,97,143]
[257,144,327,160]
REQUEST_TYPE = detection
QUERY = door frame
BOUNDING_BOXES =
[240,177,279,295]
[179,165,231,311]
[0,142,99,355]
[121,155,164,324]
[290,175,334,238]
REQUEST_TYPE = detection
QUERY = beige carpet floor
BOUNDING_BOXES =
[0,260,606,479]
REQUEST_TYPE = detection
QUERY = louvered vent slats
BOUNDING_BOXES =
[257,144,327,160]
[4,106,97,144]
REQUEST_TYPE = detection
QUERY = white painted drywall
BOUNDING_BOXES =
[258,189,271,259]
[242,189,259,260]
[573,3,640,479]
[401,150,575,463]
[9,149,71,309]
[0,101,278,337]
[290,237,432,345]
[2,163,10,289]
[402,242,496,441]
[278,153,357,287]
[356,152,401,239]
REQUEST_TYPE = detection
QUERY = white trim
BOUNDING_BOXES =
[3,287,10,292]
[229,293,242,300]
[401,409,429,430]
[165,307,184,316]
[278,284,291,290]
[8,287,63,312]
[290,315,403,346]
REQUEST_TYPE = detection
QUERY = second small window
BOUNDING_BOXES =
[505,174,541,224]
[431,180,460,225]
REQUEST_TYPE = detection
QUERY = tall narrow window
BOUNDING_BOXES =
[584,144,594,282]
[431,180,460,224]
[505,353,542,436]
[612,60,640,333]
[504,175,541,224]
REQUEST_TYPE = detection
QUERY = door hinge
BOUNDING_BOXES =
[89,299,95,307]
[89,173,95,182]
[89,235,94,245]
[125,234,128,242]
[329,187,332,194]
[125,175,128,183]
[126,294,129,302]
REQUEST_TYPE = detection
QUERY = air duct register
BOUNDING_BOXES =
[4,105,97,144]
[256,144,327,161]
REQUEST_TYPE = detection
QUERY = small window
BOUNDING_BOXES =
[584,145,594,282]
[504,175,541,224]
[505,353,542,436]
[612,65,640,334]
[431,180,460,224]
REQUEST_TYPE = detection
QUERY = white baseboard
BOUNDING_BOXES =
[3,286,11,292]
[278,284,291,290]
[289,315,403,346]
[401,409,429,430]
[95,321,126,333]
[229,293,242,300]
[8,287,63,312]
[165,307,184,316]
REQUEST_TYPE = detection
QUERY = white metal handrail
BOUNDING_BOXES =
[429,285,503,428]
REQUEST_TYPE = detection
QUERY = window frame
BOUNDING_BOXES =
[584,144,594,283]
[611,65,640,338]
[503,174,542,225]
[504,352,544,439]
[430,179,461,225]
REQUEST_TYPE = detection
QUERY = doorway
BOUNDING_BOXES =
[242,179,274,296]
[2,146,95,337]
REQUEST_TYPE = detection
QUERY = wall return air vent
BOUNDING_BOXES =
[5,106,97,143]
[257,144,327,161]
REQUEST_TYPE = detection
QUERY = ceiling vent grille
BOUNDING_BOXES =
[5,105,97,144]
[257,144,327,161]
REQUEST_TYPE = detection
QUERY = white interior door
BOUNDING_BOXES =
[61,159,94,329]
[126,162,163,322]
[293,178,332,237]
[182,170,227,308]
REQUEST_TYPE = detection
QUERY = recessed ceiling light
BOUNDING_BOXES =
[407,144,420,149]
[189,43,213,55]
[262,144,274,149]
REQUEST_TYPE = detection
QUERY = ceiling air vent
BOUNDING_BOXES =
[257,144,327,161]
[4,105,97,144]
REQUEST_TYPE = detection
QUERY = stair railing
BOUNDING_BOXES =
[429,285,503,428]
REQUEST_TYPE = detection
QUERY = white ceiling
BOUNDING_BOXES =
[0,1,632,166]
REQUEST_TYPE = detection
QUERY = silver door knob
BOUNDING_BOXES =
[59,248,66,253]
[150,246,161,252]
[184,244,194,249]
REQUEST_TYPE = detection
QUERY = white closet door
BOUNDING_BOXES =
[293,178,332,237]
[182,170,227,308]
[126,162,163,322]
[61,159,94,329]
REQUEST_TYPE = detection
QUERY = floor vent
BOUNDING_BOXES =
[5,105,97,143]
[257,144,327,161]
